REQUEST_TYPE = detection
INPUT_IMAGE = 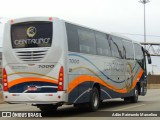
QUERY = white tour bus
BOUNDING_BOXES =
[2,17,151,111]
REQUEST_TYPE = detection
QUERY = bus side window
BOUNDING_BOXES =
[95,31,111,57]
[77,27,96,55]
[109,35,123,59]
[65,23,80,52]
[134,43,144,68]
[122,40,134,60]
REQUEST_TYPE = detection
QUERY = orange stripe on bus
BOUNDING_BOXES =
[68,75,127,93]
[8,77,58,88]
[68,68,144,94]
[132,68,144,89]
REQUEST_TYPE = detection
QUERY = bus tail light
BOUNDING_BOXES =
[58,66,64,91]
[3,68,8,91]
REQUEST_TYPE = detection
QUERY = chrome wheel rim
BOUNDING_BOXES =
[135,88,138,100]
[93,92,98,107]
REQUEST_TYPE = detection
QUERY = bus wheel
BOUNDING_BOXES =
[124,86,138,103]
[37,104,58,112]
[88,87,100,112]
[130,86,139,103]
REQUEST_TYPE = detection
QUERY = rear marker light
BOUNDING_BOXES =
[58,66,64,91]
[49,94,53,96]
[49,17,52,21]
[12,94,19,96]
[10,20,14,24]
[45,94,53,96]
[3,68,8,91]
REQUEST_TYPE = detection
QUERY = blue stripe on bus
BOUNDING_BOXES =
[68,53,137,83]
[9,82,57,93]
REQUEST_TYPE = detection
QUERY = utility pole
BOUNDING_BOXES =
[139,0,150,48]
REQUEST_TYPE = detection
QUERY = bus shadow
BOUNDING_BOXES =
[41,100,144,117]
[99,100,143,110]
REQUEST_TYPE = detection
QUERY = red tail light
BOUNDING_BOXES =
[58,66,64,91]
[3,68,8,91]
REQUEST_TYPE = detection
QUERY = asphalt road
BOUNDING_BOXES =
[0,89,160,120]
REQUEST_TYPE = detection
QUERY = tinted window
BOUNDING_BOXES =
[134,43,144,60]
[66,23,79,52]
[109,35,123,58]
[95,32,111,56]
[11,21,53,48]
[123,40,134,59]
[77,27,96,54]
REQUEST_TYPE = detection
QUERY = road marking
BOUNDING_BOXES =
[112,104,146,111]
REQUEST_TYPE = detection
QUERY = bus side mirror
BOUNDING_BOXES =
[147,55,151,64]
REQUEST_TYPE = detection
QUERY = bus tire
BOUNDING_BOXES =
[124,86,138,103]
[88,87,100,112]
[130,86,139,103]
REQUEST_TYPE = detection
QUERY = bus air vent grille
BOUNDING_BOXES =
[16,50,47,62]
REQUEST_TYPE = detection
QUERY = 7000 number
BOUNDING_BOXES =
[69,59,79,64]
[39,65,54,68]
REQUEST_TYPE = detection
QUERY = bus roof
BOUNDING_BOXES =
[6,16,141,46]
[63,19,141,45]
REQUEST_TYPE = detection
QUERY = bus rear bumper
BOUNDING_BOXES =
[3,91,68,104]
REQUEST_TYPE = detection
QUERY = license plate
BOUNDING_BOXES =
[27,86,38,91]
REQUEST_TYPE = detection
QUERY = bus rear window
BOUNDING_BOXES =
[11,21,53,48]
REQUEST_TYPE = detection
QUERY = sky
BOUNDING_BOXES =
[0,0,160,74]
